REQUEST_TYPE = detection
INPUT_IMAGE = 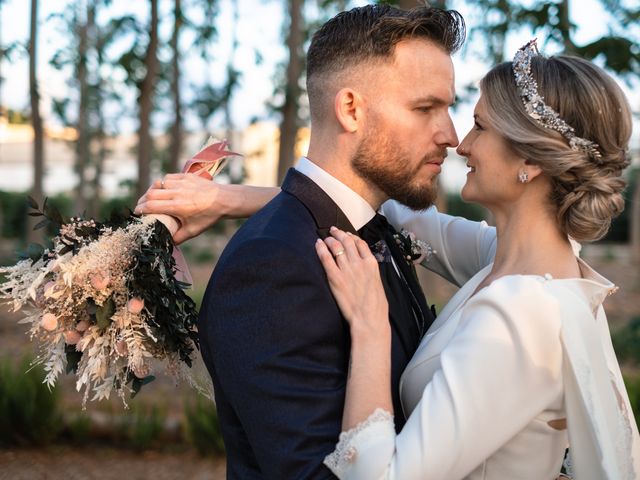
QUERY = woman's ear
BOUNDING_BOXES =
[334,88,361,134]
[523,160,543,181]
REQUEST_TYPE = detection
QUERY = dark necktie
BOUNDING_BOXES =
[358,214,435,354]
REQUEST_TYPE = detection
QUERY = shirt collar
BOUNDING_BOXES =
[295,157,376,231]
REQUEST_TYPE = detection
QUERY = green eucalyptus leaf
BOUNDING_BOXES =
[27,195,39,210]
[34,218,50,230]
[26,243,45,262]
[131,377,142,398]
[96,297,116,330]
[65,345,82,374]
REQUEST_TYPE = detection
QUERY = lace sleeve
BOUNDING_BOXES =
[323,408,395,479]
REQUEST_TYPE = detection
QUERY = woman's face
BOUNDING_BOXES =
[456,95,524,209]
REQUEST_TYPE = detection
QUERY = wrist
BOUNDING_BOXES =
[350,321,391,350]
[216,184,241,219]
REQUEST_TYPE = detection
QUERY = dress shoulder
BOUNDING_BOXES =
[465,274,565,337]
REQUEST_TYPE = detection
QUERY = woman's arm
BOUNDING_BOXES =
[317,228,564,479]
[135,174,279,244]
[315,228,393,431]
[381,201,497,287]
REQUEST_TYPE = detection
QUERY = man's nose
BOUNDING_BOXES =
[435,115,459,148]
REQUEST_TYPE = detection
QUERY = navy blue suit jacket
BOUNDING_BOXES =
[198,169,419,479]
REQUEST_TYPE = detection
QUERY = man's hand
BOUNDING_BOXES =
[135,173,228,244]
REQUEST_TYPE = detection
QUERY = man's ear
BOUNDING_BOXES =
[334,88,361,133]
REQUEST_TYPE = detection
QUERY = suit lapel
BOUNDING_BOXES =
[281,168,357,238]
[282,168,417,358]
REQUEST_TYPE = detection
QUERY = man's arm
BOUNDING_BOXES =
[201,236,347,479]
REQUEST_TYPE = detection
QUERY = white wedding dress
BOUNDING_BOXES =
[324,203,640,480]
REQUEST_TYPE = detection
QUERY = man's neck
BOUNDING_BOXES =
[296,157,377,230]
[306,156,387,211]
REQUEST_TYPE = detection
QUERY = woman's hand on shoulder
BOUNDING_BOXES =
[315,227,390,341]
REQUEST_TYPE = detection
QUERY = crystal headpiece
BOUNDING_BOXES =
[512,39,602,162]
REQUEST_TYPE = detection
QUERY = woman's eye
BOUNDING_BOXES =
[473,121,483,131]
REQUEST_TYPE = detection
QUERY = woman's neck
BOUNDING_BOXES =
[489,202,581,280]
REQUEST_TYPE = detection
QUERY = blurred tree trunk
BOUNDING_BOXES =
[0,0,4,119]
[277,0,304,184]
[397,0,415,9]
[224,0,244,183]
[28,0,43,243]
[168,0,182,174]
[398,0,447,9]
[136,0,158,200]
[224,0,238,143]
[556,0,577,54]
[88,3,104,218]
[632,169,640,263]
[0,0,3,239]
[75,0,90,214]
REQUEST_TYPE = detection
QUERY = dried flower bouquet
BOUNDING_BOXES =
[0,139,238,407]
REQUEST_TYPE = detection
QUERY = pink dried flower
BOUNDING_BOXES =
[127,297,145,315]
[41,313,58,331]
[90,271,111,290]
[63,330,82,345]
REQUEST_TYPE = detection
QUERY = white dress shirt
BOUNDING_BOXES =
[295,157,375,231]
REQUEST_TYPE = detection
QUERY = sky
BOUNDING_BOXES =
[0,0,638,192]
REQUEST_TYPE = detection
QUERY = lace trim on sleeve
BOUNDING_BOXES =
[324,408,394,478]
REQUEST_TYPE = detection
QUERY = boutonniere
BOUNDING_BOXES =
[393,229,436,265]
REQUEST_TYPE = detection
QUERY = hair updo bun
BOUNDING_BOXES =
[480,54,632,242]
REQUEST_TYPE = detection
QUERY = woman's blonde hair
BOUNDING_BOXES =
[480,55,632,242]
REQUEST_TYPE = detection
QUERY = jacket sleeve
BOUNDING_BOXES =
[200,235,346,479]
[381,201,497,287]
[324,276,564,479]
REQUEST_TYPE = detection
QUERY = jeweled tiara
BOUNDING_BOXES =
[512,39,602,161]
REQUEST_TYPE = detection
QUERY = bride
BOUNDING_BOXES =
[138,41,640,478]
[315,40,640,479]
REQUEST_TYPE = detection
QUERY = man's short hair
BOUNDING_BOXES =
[306,5,466,122]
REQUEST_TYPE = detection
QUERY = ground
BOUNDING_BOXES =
[0,448,226,480]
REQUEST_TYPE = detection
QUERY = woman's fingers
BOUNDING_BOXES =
[315,239,342,280]
[329,227,360,260]
[354,236,374,260]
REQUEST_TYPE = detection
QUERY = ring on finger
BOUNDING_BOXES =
[334,249,345,257]
[160,179,165,189]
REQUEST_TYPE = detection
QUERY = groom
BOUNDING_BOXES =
[144,5,464,479]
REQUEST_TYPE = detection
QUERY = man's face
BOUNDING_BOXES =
[352,39,458,210]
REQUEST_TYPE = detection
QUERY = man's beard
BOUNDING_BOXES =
[351,130,441,211]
